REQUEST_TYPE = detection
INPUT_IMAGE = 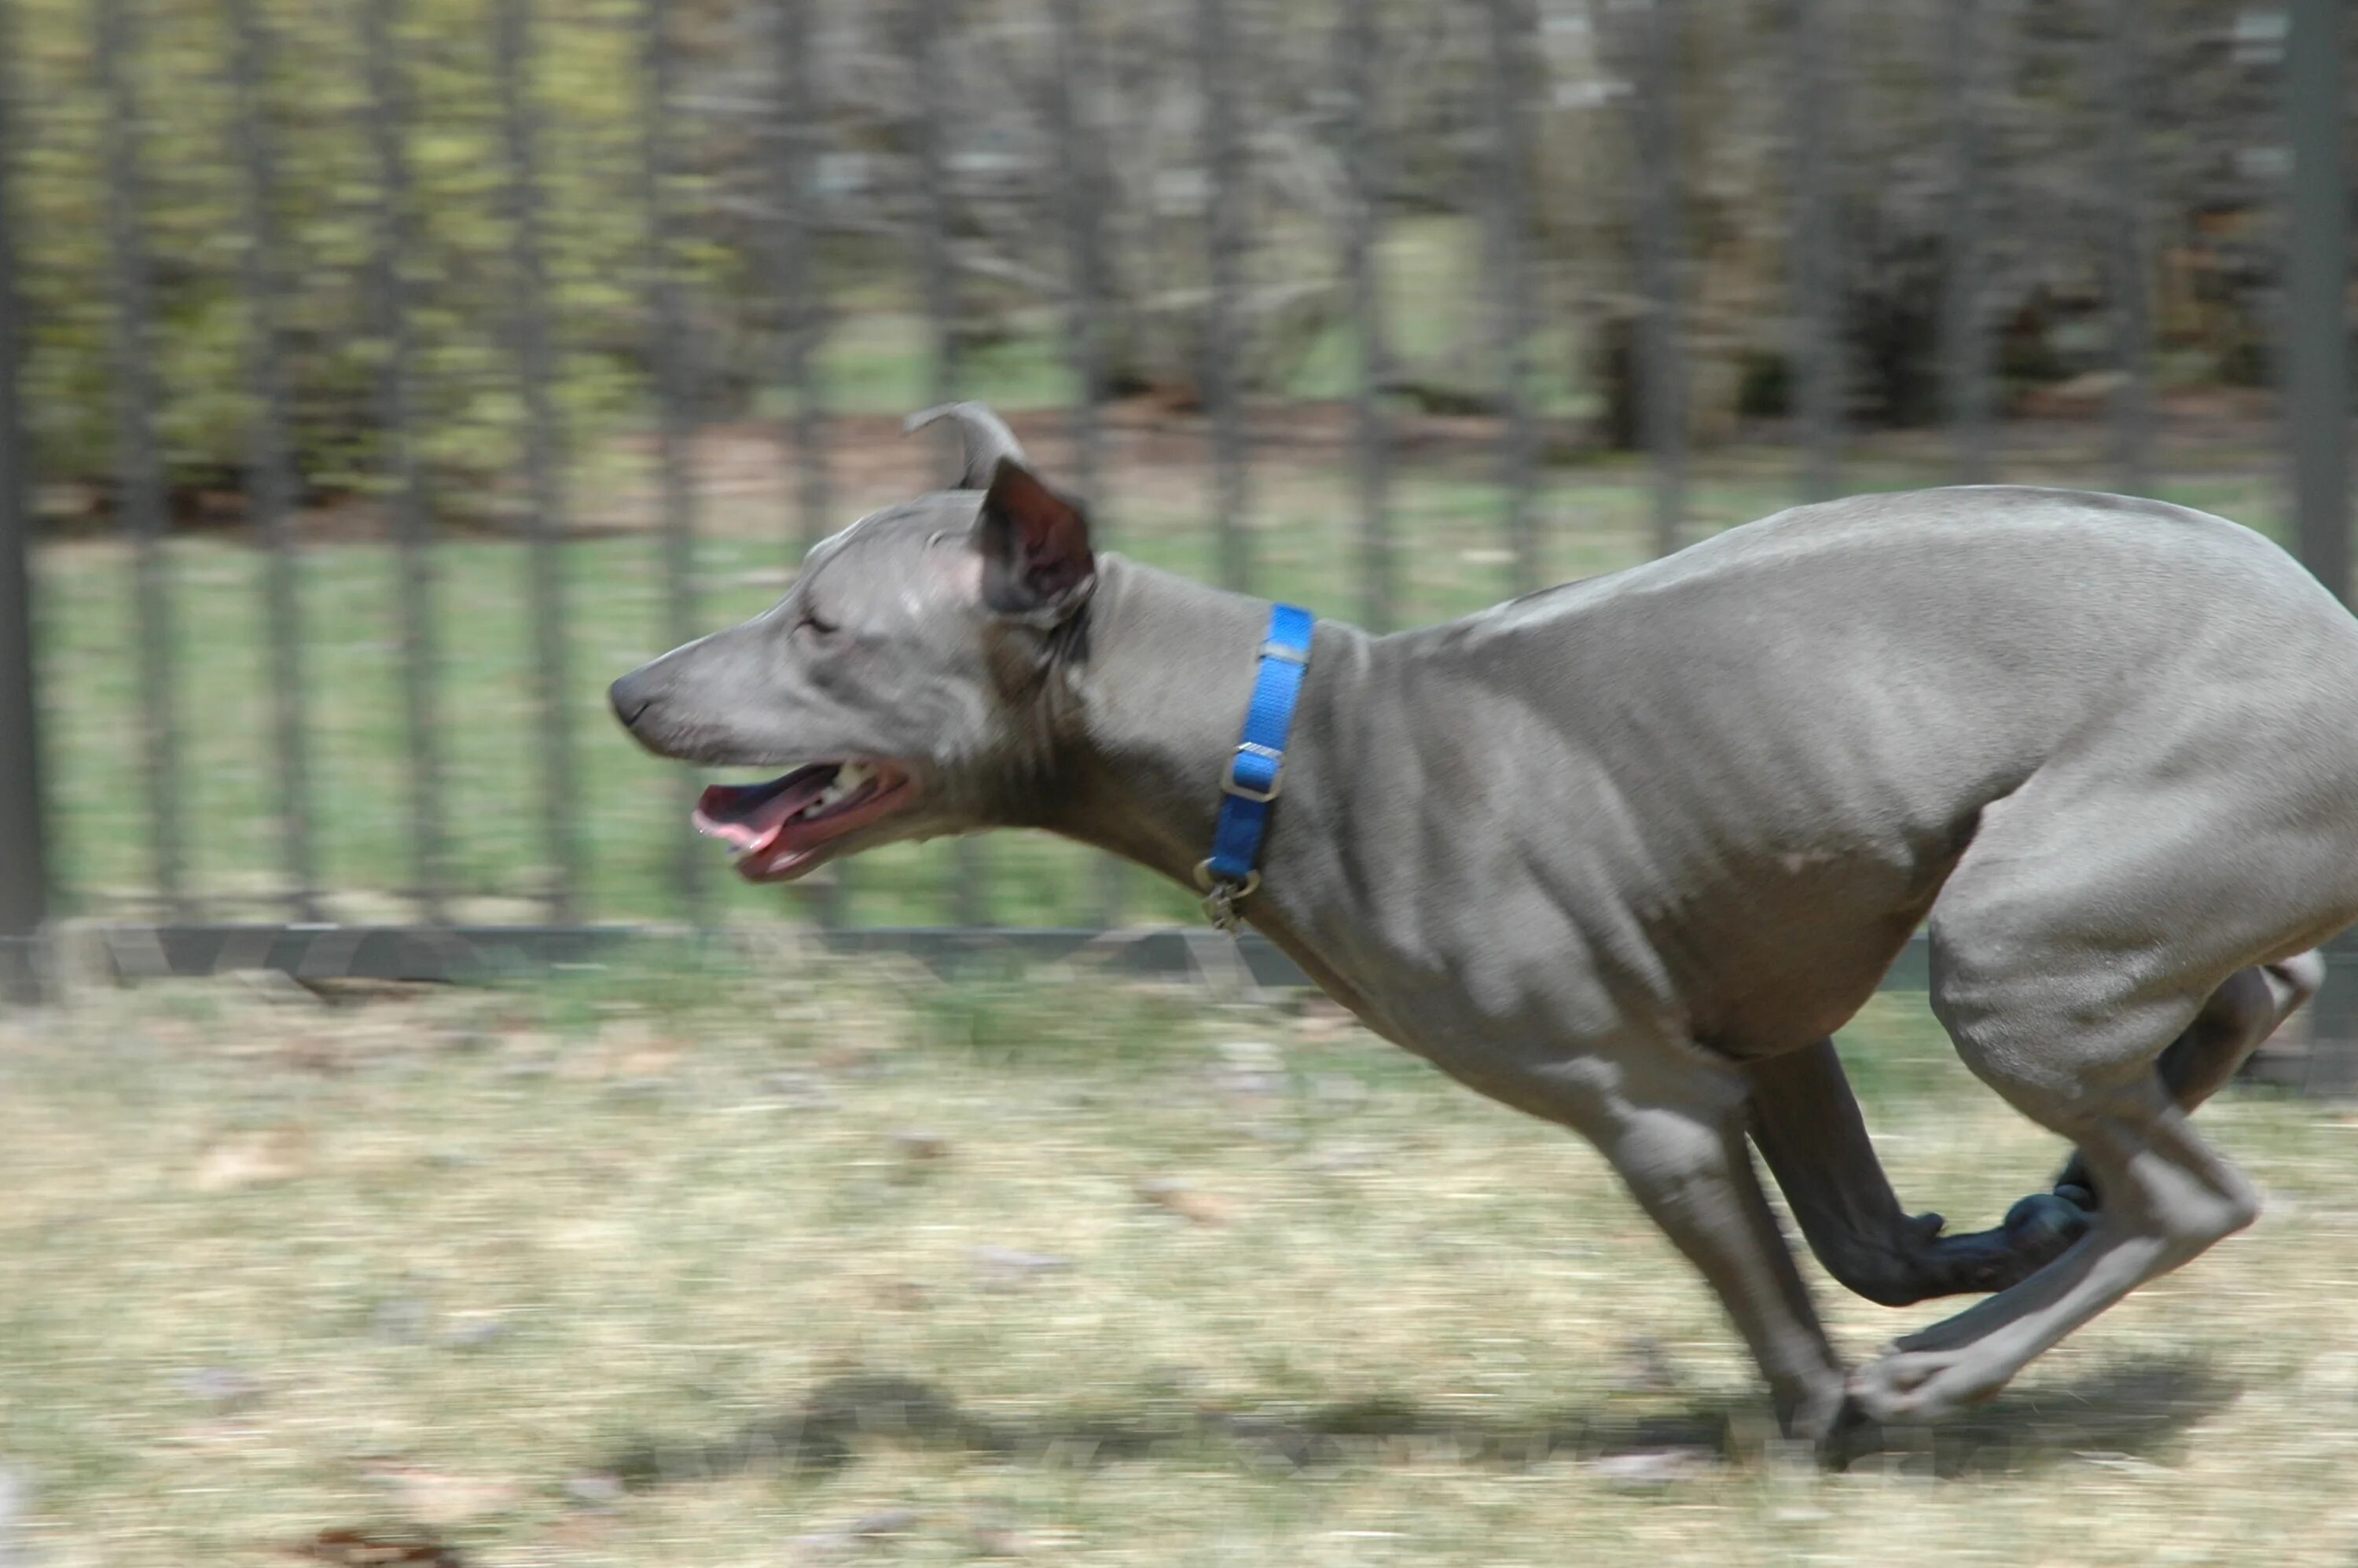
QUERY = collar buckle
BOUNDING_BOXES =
[1221,741,1285,803]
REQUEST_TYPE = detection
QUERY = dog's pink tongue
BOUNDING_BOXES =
[693,773,832,853]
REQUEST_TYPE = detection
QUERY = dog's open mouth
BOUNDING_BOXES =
[692,761,916,882]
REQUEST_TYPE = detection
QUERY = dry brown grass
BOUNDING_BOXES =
[6,958,2358,1565]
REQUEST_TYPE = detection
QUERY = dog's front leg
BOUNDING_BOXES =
[1566,1052,1850,1444]
[1745,1039,2085,1305]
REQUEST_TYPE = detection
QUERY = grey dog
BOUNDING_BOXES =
[611,403,2350,1445]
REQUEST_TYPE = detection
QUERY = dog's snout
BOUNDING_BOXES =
[608,668,659,730]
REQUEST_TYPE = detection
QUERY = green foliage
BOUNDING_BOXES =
[15,0,665,509]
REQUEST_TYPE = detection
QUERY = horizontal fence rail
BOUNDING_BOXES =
[0,0,2352,1041]
[57,921,2358,1097]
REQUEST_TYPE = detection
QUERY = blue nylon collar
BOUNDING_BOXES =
[1194,603,1314,929]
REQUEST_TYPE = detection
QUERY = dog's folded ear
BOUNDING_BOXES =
[905,402,1029,490]
[973,456,1094,622]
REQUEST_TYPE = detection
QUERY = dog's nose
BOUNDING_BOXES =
[608,670,657,729]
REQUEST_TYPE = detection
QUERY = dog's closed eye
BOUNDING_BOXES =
[795,609,841,644]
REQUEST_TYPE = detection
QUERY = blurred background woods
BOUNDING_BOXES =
[1,0,2351,936]
[3,0,2308,494]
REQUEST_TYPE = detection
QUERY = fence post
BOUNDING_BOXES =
[1044,0,1128,928]
[1339,0,1391,632]
[0,1,46,1001]
[2286,0,2349,605]
[905,0,989,927]
[1941,0,1994,485]
[771,0,842,927]
[360,0,447,920]
[1196,0,1251,595]
[97,0,188,915]
[1627,0,1688,557]
[226,0,319,921]
[641,0,706,927]
[1789,0,1842,503]
[2100,0,2153,498]
[1481,0,1541,591]
[495,0,582,923]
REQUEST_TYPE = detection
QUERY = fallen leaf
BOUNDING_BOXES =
[194,1128,310,1192]
[616,1046,683,1078]
[364,1463,524,1526]
[1134,1177,1234,1226]
[288,1526,465,1566]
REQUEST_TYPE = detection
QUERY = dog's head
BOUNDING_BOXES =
[608,403,1096,882]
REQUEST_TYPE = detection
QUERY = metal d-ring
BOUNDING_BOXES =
[1192,860,1260,932]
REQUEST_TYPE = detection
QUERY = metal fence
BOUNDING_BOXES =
[0,0,2353,1003]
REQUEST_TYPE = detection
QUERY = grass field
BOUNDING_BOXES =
[30,428,2292,929]
[6,960,2358,1564]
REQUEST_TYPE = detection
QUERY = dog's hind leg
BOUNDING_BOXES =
[1844,780,2314,1421]
[1749,955,2323,1306]
[1846,1068,2258,1423]
[2046,953,2323,1206]
[1746,1040,2083,1306]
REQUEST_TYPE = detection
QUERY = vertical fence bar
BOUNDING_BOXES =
[1046,0,1126,927]
[1481,0,1541,592]
[1048,0,1105,527]
[1196,0,1251,594]
[908,0,986,926]
[771,0,842,927]
[226,0,318,920]
[641,0,705,924]
[360,0,446,920]
[911,0,958,434]
[96,0,186,913]
[2286,0,2349,604]
[1628,0,1688,558]
[494,0,582,921]
[0,2,46,999]
[1941,0,1993,485]
[1789,0,1841,503]
[2100,0,2152,497]
[1339,0,1390,630]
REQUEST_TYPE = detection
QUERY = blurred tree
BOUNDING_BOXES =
[4,0,2327,511]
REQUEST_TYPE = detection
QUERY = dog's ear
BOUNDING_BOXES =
[905,402,1028,490]
[972,456,1094,622]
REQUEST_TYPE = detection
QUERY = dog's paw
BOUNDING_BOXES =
[2002,1191,2092,1256]
[1844,1348,2000,1426]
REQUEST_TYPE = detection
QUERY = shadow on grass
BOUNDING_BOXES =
[599,1353,2235,1489]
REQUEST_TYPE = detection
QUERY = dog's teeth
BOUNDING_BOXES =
[791,763,873,823]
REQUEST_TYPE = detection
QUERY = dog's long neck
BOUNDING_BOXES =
[1046,555,1376,936]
